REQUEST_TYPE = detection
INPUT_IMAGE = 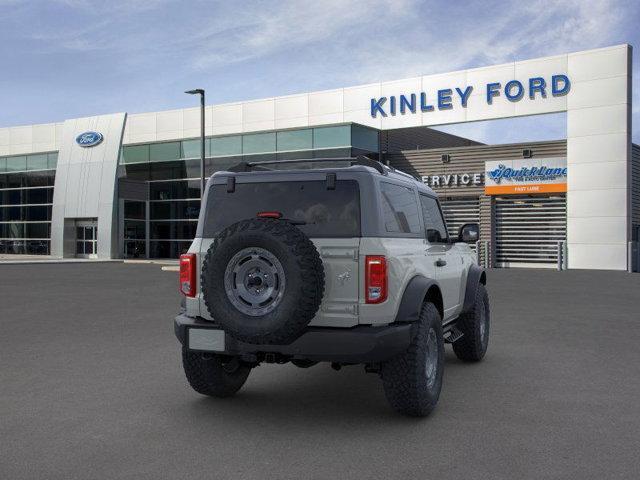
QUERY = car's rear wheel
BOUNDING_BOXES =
[380,302,444,417]
[452,283,490,362]
[182,348,251,398]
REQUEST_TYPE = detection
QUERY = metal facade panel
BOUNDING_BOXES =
[50,113,126,258]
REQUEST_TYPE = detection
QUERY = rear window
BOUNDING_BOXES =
[203,180,360,238]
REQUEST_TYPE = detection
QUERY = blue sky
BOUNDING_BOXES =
[0,0,638,144]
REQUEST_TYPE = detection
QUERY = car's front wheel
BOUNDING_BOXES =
[452,283,490,362]
[380,302,444,417]
[182,348,251,398]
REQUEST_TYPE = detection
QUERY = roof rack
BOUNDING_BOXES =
[227,156,387,175]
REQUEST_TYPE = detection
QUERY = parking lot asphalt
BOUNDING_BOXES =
[1,263,639,480]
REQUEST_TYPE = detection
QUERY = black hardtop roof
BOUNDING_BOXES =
[211,157,435,195]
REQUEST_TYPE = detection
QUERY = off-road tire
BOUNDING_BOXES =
[201,218,324,345]
[452,283,490,362]
[380,302,444,417]
[182,348,251,398]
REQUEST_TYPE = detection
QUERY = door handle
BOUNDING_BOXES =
[435,258,447,267]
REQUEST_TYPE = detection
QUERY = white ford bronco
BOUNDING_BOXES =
[174,157,489,416]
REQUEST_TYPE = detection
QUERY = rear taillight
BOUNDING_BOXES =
[257,211,282,219]
[179,253,197,297]
[365,255,387,304]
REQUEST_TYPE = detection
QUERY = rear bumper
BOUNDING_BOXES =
[174,314,413,363]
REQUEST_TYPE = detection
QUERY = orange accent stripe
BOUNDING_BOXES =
[485,183,567,195]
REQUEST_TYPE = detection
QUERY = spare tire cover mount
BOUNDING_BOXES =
[224,246,286,317]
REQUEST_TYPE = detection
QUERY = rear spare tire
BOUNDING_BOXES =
[201,218,324,345]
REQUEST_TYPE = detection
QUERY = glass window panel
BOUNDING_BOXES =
[149,142,181,162]
[420,195,448,243]
[48,153,58,170]
[0,158,6,173]
[123,163,151,181]
[7,222,25,238]
[150,181,198,200]
[7,240,25,254]
[276,150,313,161]
[149,241,191,259]
[25,171,55,187]
[124,241,146,259]
[5,206,22,221]
[241,153,276,164]
[2,189,21,204]
[205,157,239,176]
[181,139,208,159]
[124,201,145,220]
[183,159,202,179]
[23,188,52,204]
[26,223,50,239]
[124,220,146,240]
[242,132,275,154]
[25,206,51,221]
[211,136,242,157]
[122,145,150,164]
[313,126,350,149]
[150,200,200,220]
[276,129,312,151]
[6,156,27,172]
[76,226,84,240]
[4,173,24,188]
[351,125,379,152]
[26,240,49,255]
[149,221,197,240]
[76,241,84,255]
[27,154,49,171]
[150,161,188,181]
[380,182,421,234]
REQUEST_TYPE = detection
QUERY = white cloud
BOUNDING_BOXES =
[1,0,638,141]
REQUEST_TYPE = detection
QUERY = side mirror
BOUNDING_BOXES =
[458,223,479,244]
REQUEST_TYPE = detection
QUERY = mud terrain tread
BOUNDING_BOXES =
[182,348,251,397]
[452,283,490,362]
[381,302,444,417]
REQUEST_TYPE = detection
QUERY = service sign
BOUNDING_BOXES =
[484,157,567,195]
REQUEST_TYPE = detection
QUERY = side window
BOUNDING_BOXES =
[380,182,421,234]
[420,194,448,243]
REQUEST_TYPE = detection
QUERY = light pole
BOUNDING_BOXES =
[185,89,205,199]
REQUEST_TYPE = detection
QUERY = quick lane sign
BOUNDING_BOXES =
[370,74,570,117]
[484,157,567,195]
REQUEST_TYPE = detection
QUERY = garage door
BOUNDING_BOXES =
[440,197,480,241]
[495,195,566,268]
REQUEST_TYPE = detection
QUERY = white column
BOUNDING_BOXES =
[566,45,632,270]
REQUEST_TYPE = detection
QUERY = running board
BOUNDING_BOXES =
[443,325,464,344]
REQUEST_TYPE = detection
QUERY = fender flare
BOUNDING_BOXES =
[394,275,443,323]
[462,264,486,313]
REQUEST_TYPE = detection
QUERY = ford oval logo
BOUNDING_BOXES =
[76,131,103,147]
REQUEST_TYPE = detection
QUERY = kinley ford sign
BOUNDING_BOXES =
[370,74,570,117]
[420,157,568,195]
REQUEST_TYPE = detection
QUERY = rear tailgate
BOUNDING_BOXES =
[309,238,360,327]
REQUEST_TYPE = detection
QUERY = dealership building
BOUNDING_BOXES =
[0,44,637,271]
